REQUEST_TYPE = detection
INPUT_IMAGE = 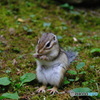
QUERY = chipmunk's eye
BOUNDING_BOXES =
[46,41,51,48]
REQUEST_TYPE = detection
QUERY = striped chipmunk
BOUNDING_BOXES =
[33,33,77,94]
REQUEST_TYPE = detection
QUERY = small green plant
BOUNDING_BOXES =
[60,3,74,10]
[71,87,91,92]
[20,73,36,86]
[90,48,100,57]
[0,77,11,86]
[0,0,99,99]
[90,48,100,54]
[64,77,70,85]
[23,26,33,33]
[43,22,51,27]
[76,62,85,70]
[0,73,36,99]
[0,92,19,100]
[64,62,99,96]
[64,62,86,84]
[67,70,77,75]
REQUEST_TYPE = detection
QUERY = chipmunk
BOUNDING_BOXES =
[33,33,77,94]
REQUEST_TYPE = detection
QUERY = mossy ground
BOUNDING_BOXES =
[0,0,100,100]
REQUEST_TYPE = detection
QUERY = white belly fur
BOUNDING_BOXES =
[36,53,69,86]
[36,63,63,86]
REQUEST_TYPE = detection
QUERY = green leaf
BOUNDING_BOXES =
[79,71,86,74]
[60,3,69,8]
[64,80,70,84]
[5,70,11,73]
[76,62,85,70]
[15,83,22,89]
[60,3,74,10]
[97,93,100,98]
[68,79,75,81]
[12,48,20,53]
[27,29,33,33]
[43,22,51,27]
[79,32,83,36]
[82,82,89,86]
[30,14,35,18]
[0,50,3,53]
[57,35,63,40]
[23,26,28,31]
[1,92,19,99]
[75,77,79,81]
[89,65,94,69]
[67,70,77,75]
[70,11,80,15]
[69,6,74,10]
[90,48,100,53]
[62,26,68,30]
[0,77,11,86]
[0,96,5,99]
[20,73,36,84]
[72,87,91,92]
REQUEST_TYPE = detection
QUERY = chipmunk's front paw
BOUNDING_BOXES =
[33,53,40,58]
[33,54,38,58]
[40,56,49,60]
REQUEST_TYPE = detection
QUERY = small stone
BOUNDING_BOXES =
[9,28,16,35]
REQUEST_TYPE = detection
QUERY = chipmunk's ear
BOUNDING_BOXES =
[53,34,58,42]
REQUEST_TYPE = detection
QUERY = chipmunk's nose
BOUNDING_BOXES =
[38,49,43,54]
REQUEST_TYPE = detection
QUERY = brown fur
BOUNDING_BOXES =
[37,33,55,53]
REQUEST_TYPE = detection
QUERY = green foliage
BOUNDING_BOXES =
[57,35,63,40]
[97,93,100,98]
[5,69,11,74]
[90,48,100,53]
[29,14,35,18]
[68,79,75,82]
[72,87,91,92]
[20,73,36,84]
[12,48,20,53]
[79,71,86,74]
[75,77,79,81]
[62,26,68,30]
[76,62,85,70]
[0,77,11,86]
[0,0,99,99]
[0,73,36,99]
[64,77,70,85]
[82,81,89,86]
[67,70,77,75]
[89,65,94,69]
[60,3,74,10]
[0,50,3,53]
[64,80,70,84]
[25,1,33,7]
[65,61,93,85]
[23,26,33,33]
[43,22,51,27]
[0,92,19,100]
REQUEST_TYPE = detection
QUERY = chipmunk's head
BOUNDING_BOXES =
[36,33,59,55]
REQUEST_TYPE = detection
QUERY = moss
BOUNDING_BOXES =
[0,0,99,99]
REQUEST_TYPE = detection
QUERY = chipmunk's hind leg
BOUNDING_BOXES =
[36,85,46,93]
[47,86,58,94]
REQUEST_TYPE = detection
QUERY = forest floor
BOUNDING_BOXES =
[0,0,100,100]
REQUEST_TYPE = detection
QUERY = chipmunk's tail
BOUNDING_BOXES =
[65,51,78,64]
